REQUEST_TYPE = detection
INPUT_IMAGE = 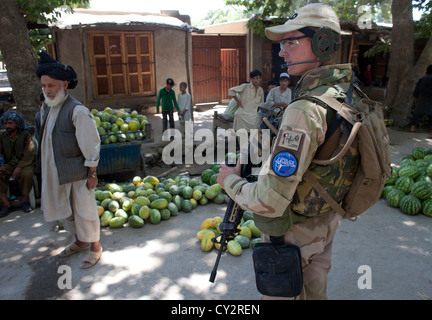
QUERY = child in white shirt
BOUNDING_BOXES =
[178,82,192,122]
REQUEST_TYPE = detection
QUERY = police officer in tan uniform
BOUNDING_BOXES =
[217,4,360,299]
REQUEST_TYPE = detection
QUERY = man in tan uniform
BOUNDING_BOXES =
[217,4,360,299]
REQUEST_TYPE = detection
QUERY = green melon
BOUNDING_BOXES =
[411,181,432,200]
[426,163,432,178]
[160,208,171,220]
[399,158,415,168]
[181,186,193,199]
[412,147,426,160]
[421,198,432,217]
[394,176,415,194]
[209,173,219,186]
[149,209,161,224]
[398,165,421,180]
[386,189,406,208]
[399,195,422,215]
[385,167,399,185]
[128,215,144,228]
[382,185,396,199]
[182,199,193,213]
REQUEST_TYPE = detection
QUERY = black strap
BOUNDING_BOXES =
[269,236,285,244]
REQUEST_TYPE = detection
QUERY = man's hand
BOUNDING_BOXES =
[87,176,98,190]
[12,167,22,180]
[216,159,241,189]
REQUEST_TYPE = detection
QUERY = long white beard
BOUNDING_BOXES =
[44,86,66,107]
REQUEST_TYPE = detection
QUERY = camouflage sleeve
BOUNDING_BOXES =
[223,99,328,218]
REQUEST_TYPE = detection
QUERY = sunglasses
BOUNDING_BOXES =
[279,35,308,52]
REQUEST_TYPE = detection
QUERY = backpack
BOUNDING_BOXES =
[295,91,392,220]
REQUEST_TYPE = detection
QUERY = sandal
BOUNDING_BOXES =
[59,242,90,258]
[80,248,103,269]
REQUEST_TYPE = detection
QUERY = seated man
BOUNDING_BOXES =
[0,111,35,217]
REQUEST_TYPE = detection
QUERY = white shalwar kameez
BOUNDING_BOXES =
[41,96,101,242]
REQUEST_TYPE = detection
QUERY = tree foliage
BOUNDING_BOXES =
[226,0,392,35]
[15,0,89,25]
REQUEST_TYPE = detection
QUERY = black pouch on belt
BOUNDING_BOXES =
[252,236,303,297]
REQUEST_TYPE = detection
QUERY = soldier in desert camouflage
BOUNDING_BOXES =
[217,4,361,299]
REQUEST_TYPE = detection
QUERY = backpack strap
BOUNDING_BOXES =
[302,170,347,218]
[295,92,363,220]
[294,93,363,166]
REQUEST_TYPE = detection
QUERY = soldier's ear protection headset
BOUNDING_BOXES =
[283,26,340,67]
[300,26,340,63]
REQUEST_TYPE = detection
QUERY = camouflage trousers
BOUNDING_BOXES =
[260,211,339,300]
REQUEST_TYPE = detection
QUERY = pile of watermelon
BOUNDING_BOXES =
[382,146,432,217]
[91,107,149,145]
[95,174,227,229]
[197,212,262,256]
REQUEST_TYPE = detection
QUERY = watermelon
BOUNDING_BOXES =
[210,163,221,173]
[181,186,193,199]
[128,215,144,228]
[398,165,421,180]
[412,147,426,160]
[109,216,126,228]
[160,208,171,220]
[182,199,193,213]
[399,158,415,168]
[385,167,399,185]
[411,181,432,200]
[201,169,215,184]
[150,198,168,210]
[426,163,432,178]
[386,189,406,208]
[167,202,179,216]
[382,185,396,199]
[209,173,219,186]
[399,195,422,215]
[421,198,432,217]
[149,209,161,224]
[394,176,414,194]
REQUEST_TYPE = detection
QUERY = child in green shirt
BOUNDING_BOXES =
[156,78,179,132]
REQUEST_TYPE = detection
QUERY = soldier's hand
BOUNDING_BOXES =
[217,159,241,188]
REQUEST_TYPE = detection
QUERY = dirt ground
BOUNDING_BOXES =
[0,104,431,301]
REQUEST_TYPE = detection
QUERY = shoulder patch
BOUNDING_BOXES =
[272,151,298,177]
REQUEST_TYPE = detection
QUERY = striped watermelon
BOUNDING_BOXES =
[399,158,415,168]
[411,181,432,200]
[399,195,422,215]
[394,176,415,194]
[382,185,396,199]
[427,163,432,178]
[398,165,421,180]
[386,189,406,208]
[412,147,426,160]
[423,154,432,163]
[385,166,399,185]
[421,198,432,217]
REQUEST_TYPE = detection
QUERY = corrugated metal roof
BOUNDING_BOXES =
[53,9,187,29]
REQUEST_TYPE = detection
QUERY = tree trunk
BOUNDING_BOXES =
[385,0,414,128]
[0,0,41,126]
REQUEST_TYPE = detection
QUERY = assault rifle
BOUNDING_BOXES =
[209,159,255,283]
[209,108,283,283]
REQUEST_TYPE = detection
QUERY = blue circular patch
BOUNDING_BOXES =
[272,151,298,177]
